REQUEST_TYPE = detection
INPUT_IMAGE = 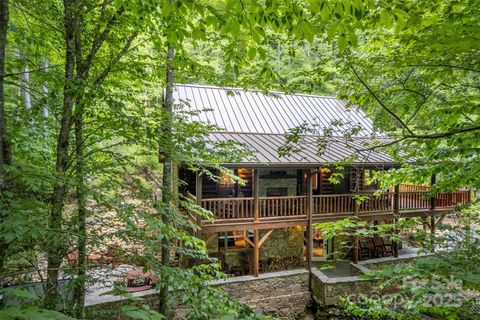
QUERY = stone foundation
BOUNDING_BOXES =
[260,228,304,263]
[211,269,310,318]
[204,228,305,274]
[86,269,311,319]
[85,288,160,320]
[86,251,423,319]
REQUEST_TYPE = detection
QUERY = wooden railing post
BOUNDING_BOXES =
[253,168,259,222]
[306,171,313,287]
[430,174,436,211]
[429,174,436,249]
[430,215,436,249]
[353,193,359,264]
[253,229,259,277]
[394,184,400,214]
[195,171,202,225]
[393,218,399,258]
[252,169,260,277]
[393,185,400,258]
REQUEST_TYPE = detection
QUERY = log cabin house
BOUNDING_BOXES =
[174,84,471,277]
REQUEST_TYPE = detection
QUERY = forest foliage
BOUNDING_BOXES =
[0,0,478,319]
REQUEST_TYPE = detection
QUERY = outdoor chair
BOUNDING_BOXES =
[242,250,253,275]
[358,238,372,260]
[372,236,386,257]
[382,238,394,256]
[102,247,120,269]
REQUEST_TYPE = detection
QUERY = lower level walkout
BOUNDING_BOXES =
[204,228,306,275]
[199,219,425,277]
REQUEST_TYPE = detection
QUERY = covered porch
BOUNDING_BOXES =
[186,166,471,230]
[182,165,471,277]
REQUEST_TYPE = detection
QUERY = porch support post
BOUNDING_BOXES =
[430,215,436,248]
[430,174,437,249]
[195,171,202,225]
[430,174,437,211]
[253,168,260,222]
[353,192,359,264]
[253,229,260,277]
[393,185,400,258]
[306,171,313,287]
[253,169,260,276]
[223,232,228,251]
[394,184,400,214]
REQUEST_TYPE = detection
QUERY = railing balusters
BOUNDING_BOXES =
[198,189,470,222]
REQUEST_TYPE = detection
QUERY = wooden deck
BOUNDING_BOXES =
[199,190,471,232]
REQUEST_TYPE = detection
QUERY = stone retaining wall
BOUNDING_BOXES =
[210,269,310,318]
[85,269,311,319]
[85,288,160,320]
[311,265,378,307]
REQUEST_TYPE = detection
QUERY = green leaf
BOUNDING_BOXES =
[327,23,337,39]
[247,47,256,60]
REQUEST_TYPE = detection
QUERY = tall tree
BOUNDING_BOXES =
[44,0,77,309]
[45,0,138,310]
[0,0,9,275]
[158,42,175,317]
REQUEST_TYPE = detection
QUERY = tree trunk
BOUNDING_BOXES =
[158,43,174,319]
[73,98,87,318]
[44,0,77,309]
[0,0,10,276]
[71,3,87,315]
[19,53,32,110]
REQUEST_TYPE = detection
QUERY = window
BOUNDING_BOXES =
[363,169,380,190]
[218,231,252,249]
[237,168,250,179]
[312,168,318,188]
[219,172,234,187]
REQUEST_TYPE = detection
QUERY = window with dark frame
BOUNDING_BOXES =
[218,231,253,249]
[363,169,380,190]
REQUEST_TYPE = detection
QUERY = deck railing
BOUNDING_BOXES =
[398,183,431,192]
[436,189,471,207]
[200,190,471,221]
[201,197,254,220]
[313,194,355,214]
[259,195,307,218]
[313,192,395,214]
[359,192,394,213]
[399,191,431,210]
